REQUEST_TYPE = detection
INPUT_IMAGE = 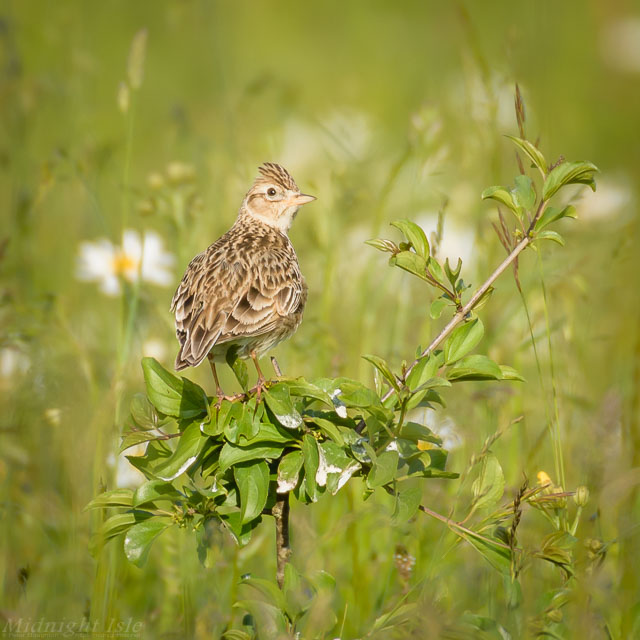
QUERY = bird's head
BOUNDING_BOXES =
[241,163,316,233]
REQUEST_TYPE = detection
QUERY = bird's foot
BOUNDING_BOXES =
[213,391,246,409]
[249,377,270,403]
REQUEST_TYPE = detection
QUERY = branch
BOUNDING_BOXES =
[272,493,291,589]
[381,201,547,403]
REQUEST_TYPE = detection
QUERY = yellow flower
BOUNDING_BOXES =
[537,470,552,486]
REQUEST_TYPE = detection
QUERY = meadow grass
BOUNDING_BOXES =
[1,2,639,638]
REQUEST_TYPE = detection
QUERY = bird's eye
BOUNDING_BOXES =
[267,188,277,197]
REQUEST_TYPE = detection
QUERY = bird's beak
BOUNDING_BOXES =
[289,193,316,206]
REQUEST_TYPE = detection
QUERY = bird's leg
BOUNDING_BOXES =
[250,350,268,402]
[208,355,226,408]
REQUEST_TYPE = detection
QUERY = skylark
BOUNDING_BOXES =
[171,163,315,399]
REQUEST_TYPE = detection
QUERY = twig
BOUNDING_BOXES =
[272,493,291,589]
[271,356,283,377]
[380,200,547,403]
[418,503,516,552]
[403,234,530,384]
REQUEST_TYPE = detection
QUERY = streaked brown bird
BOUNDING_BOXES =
[171,163,315,400]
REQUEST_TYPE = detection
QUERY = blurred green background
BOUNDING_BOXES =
[2,1,639,637]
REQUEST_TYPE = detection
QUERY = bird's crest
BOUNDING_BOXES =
[254,162,299,192]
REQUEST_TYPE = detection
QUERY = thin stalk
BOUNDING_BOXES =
[536,252,567,521]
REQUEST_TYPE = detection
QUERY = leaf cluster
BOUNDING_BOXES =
[88,357,458,565]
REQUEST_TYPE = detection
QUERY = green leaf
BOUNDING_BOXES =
[244,420,297,445]
[84,489,133,511]
[142,357,208,419]
[392,485,422,523]
[226,348,249,391]
[536,230,565,246]
[119,429,163,453]
[367,450,399,488]
[201,400,231,436]
[125,438,172,478]
[390,219,430,258]
[456,529,512,575]
[221,631,252,640]
[308,416,345,445]
[336,383,380,409]
[264,384,303,429]
[225,400,262,443]
[277,450,304,493]
[512,174,536,211]
[153,421,207,481]
[444,257,462,286]
[427,256,447,285]
[444,318,484,364]
[372,602,418,634]
[219,510,257,546]
[542,160,599,200]
[278,377,333,406]
[219,442,285,473]
[362,354,399,390]
[481,185,517,212]
[282,564,308,622]
[240,576,287,613]
[234,461,270,524]
[430,297,448,319]
[472,286,494,312]
[133,480,182,506]
[505,135,547,174]
[471,454,505,512]
[446,354,503,381]
[310,569,336,592]
[233,600,288,637]
[124,518,172,567]
[317,441,361,494]
[389,250,428,281]
[365,238,398,253]
[130,393,157,429]
[406,352,444,391]
[499,365,524,382]
[534,204,577,232]
[302,434,320,502]
[90,511,153,553]
[412,376,451,393]
[398,422,442,445]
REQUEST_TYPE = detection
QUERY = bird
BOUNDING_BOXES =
[171,163,315,401]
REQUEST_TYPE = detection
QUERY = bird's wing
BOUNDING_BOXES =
[172,236,305,370]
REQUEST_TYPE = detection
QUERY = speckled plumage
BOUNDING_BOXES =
[171,163,313,372]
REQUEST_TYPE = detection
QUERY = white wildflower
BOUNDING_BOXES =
[408,408,462,451]
[142,338,168,361]
[0,347,30,379]
[573,178,633,222]
[76,229,175,296]
[415,212,476,269]
[109,445,146,488]
[600,18,640,73]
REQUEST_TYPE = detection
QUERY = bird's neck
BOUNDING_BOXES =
[237,205,296,235]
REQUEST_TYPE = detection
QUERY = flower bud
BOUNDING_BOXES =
[147,172,165,190]
[573,485,589,507]
[546,608,563,624]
